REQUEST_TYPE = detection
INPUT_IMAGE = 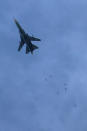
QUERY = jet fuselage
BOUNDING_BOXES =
[15,19,32,47]
[14,19,40,54]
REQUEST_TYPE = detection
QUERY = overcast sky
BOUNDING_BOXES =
[0,0,87,131]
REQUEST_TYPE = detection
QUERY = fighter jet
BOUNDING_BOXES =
[14,19,41,54]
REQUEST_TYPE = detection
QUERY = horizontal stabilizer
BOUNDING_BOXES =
[30,36,41,41]
[26,46,30,54]
[32,44,38,51]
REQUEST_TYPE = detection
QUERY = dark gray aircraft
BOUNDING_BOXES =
[14,19,41,54]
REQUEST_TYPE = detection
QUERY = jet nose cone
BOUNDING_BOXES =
[14,19,17,24]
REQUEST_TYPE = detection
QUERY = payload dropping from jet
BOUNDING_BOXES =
[14,19,41,54]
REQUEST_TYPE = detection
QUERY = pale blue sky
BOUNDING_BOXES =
[0,0,87,131]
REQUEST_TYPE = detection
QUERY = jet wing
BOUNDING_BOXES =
[18,40,24,51]
[30,36,41,41]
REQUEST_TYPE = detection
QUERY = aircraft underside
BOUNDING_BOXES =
[14,19,41,54]
[18,41,38,54]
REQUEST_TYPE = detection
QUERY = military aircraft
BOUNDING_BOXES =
[14,19,41,54]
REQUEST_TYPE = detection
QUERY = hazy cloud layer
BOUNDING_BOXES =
[0,0,87,131]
